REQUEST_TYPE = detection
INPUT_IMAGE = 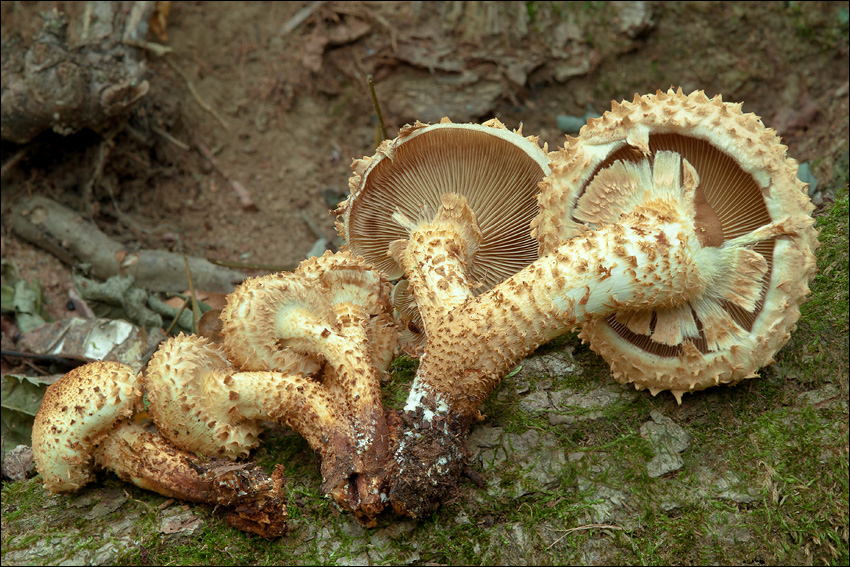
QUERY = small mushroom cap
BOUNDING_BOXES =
[297,250,393,315]
[336,118,551,292]
[144,333,263,459]
[220,271,328,374]
[222,250,399,376]
[297,250,399,370]
[32,361,142,492]
[535,87,819,400]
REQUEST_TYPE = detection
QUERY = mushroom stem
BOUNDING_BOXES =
[213,370,358,499]
[390,193,482,331]
[324,302,393,516]
[414,203,770,416]
[94,420,288,538]
[276,305,393,516]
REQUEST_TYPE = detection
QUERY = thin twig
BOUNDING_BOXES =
[151,125,191,150]
[368,74,388,142]
[165,56,231,131]
[279,1,326,37]
[1,147,28,182]
[182,254,201,334]
[0,350,87,368]
[194,138,258,211]
[545,523,624,550]
[82,137,111,217]
[124,38,173,57]
[164,298,191,336]
[207,258,296,272]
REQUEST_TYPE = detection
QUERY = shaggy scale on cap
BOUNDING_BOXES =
[32,361,141,491]
[144,334,263,459]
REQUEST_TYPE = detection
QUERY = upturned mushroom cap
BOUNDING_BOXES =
[32,361,142,492]
[296,250,399,375]
[533,87,819,401]
[336,117,551,295]
[220,270,329,374]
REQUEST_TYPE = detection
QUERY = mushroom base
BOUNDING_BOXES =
[389,408,470,518]
[95,421,288,538]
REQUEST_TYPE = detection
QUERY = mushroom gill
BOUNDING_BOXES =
[338,118,550,289]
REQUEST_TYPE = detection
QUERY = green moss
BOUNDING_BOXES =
[381,354,418,410]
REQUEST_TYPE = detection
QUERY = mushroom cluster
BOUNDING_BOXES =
[31,250,400,534]
[31,361,288,538]
[340,88,818,516]
[31,88,818,534]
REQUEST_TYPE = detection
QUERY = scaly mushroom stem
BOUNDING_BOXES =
[206,369,360,507]
[389,152,794,516]
[325,302,393,519]
[94,420,288,539]
[417,205,772,416]
[272,301,392,516]
[389,193,482,330]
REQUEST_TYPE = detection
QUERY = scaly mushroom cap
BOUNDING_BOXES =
[221,251,398,382]
[533,87,819,401]
[336,117,551,294]
[297,250,399,373]
[144,334,263,459]
[220,271,329,374]
[32,361,142,492]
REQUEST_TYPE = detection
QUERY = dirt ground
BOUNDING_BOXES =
[1,1,848,323]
